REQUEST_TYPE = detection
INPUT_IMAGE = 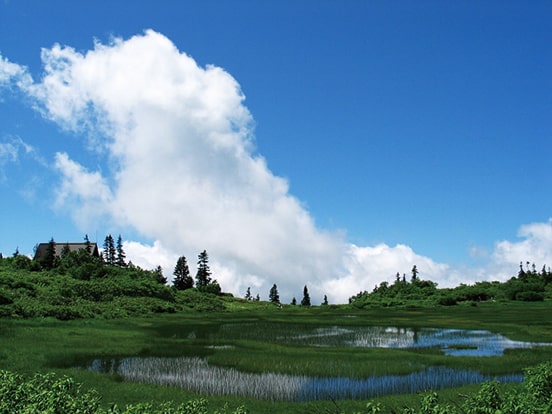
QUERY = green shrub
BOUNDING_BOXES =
[0,370,248,414]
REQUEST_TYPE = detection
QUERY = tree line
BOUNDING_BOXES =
[349,263,552,307]
[246,283,328,307]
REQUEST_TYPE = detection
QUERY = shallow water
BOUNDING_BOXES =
[83,325,551,401]
[217,324,552,356]
[87,356,523,401]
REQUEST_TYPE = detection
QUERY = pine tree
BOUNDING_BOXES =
[154,265,167,284]
[173,256,193,290]
[195,250,212,287]
[42,237,57,270]
[116,235,126,267]
[245,287,252,300]
[291,297,297,305]
[84,234,92,254]
[103,235,116,265]
[269,284,280,304]
[301,285,311,306]
[411,265,419,283]
[322,294,328,306]
[60,243,71,258]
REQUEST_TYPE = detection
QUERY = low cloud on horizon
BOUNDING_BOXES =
[1,30,551,303]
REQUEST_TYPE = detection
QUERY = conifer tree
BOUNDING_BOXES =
[245,287,252,300]
[84,234,92,254]
[60,243,71,258]
[116,235,126,267]
[195,250,212,287]
[301,285,311,306]
[173,256,193,290]
[269,284,280,304]
[42,237,57,270]
[154,265,167,284]
[103,235,116,265]
[322,294,328,305]
[411,265,419,283]
[291,297,297,305]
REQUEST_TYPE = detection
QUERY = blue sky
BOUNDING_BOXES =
[1,1,551,303]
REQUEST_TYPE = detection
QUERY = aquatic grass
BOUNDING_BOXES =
[87,356,523,402]
[90,357,310,402]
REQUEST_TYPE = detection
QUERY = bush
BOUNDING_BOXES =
[515,291,544,302]
[0,370,249,414]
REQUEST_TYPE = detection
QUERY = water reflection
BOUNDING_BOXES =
[218,324,552,356]
[86,356,523,402]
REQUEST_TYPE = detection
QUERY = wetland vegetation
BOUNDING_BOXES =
[1,242,552,412]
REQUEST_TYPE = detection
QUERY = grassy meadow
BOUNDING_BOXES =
[1,301,551,413]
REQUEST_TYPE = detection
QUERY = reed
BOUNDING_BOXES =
[88,356,523,402]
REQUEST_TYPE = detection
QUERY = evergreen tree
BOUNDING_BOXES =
[173,256,193,290]
[301,285,311,306]
[322,294,328,305]
[195,250,212,287]
[255,294,260,301]
[411,265,419,283]
[245,287,252,300]
[60,243,71,258]
[84,234,92,254]
[41,237,57,270]
[154,265,167,284]
[269,284,280,304]
[103,235,116,265]
[116,235,126,267]
[291,297,297,305]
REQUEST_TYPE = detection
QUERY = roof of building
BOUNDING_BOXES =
[34,242,100,261]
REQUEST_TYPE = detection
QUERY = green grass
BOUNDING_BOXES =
[1,302,551,412]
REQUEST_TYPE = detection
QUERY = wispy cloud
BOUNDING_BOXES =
[1,31,551,302]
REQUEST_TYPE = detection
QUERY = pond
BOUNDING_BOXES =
[215,323,552,357]
[83,325,551,401]
[87,356,523,402]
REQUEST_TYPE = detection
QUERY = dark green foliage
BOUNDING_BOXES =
[397,361,552,414]
[301,285,311,306]
[0,248,239,319]
[0,370,101,413]
[349,263,552,307]
[269,283,280,304]
[322,294,328,305]
[244,287,252,300]
[154,265,167,285]
[198,280,222,295]
[195,250,212,287]
[0,370,248,414]
[0,260,174,319]
[84,234,92,253]
[103,235,116,265]
[41,237,57,270]
[116,235,126,267]
[173,256,193,290]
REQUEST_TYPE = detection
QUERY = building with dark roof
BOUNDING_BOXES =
[34,242,100,261]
